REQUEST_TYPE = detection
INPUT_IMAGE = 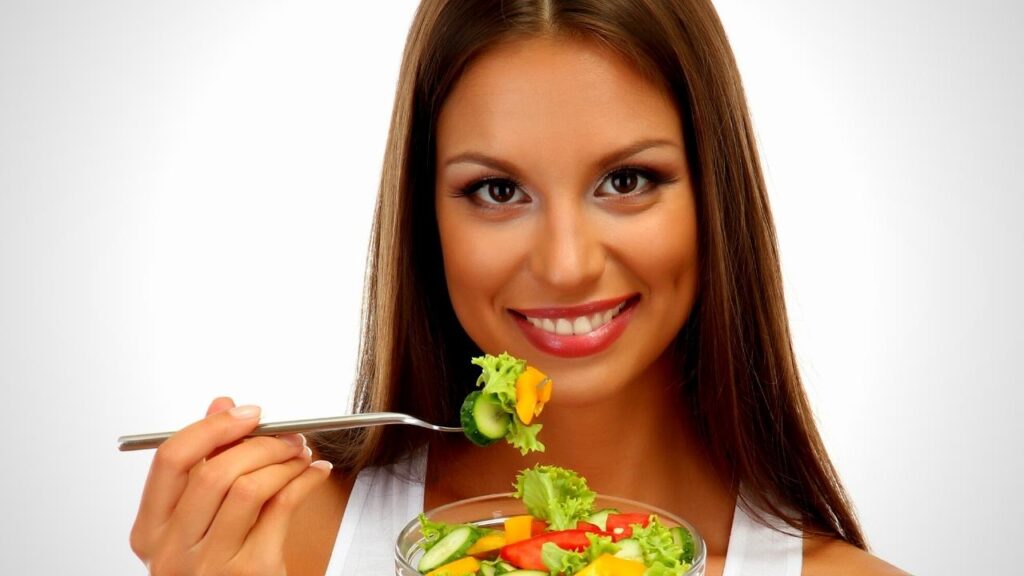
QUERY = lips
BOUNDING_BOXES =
[522,301,628,336]
[510,295,639,358]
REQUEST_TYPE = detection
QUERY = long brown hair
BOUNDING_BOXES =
[311,0,866,550]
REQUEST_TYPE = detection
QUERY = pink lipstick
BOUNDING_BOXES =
[509,294,639,358]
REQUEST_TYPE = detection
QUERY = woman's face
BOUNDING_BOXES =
[435,35,699,404]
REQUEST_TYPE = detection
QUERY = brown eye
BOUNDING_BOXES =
[596,168,660,198]
[462,178,528,206]
[610,170,639,194]
[487,181,517,203]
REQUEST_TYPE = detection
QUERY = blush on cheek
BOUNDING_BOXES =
[437,211,531,350]
[441,226,516,296]
[616,203,699,320]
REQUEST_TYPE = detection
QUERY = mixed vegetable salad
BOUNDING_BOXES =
[415,465,697,576]
[461,353,552,455]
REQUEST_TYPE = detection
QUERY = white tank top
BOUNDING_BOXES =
[325,447,803,575]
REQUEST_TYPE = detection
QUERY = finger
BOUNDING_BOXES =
[206,397,238,459]
[200,453,313,557]
[167,434,308,546]
[206,396,235,417]
[241,459,334,559]
[133,404,263,539]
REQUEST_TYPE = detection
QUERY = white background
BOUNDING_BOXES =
[1,1,1021,574]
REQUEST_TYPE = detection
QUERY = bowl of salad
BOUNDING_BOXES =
[395,465,706,575]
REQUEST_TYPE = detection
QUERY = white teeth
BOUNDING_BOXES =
[525,302,629,336]
[555,318,573,335]
[573,316,593,335]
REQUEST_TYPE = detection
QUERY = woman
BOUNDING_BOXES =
[130,1,907,574]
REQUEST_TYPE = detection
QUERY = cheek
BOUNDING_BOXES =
[436,205,526,335]
[614,198,699,312]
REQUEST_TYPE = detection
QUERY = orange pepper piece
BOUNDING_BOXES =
[536,375,552,410]
[504,514,535,545]
[424,555,480,576]
[515,366,551,424]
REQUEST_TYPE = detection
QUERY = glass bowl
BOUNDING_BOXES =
[395,493,706,575]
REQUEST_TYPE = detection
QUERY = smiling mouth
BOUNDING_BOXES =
[509,295,639,334]
[508,295,640,358]
[519,301,629,336]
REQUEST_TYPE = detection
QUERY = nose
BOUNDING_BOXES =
[528,196,605,293]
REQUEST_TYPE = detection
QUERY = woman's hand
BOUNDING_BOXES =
[130,397,334,575]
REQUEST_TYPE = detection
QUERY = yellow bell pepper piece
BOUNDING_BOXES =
[465,532,506,556]
[504,514,534,545]
[575,554,646,576]
[515,366,551,424]
[424,555,480,576]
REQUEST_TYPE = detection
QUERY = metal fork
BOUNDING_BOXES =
[117,412,463,451]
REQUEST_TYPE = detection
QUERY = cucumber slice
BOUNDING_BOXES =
[479,563,496,576]
[460,391,511,446]
[417,526,478,572]
[614,537,643,561]
[671,526,696,562]
[584,508,619,531]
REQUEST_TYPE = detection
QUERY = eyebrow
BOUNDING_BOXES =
[441,138,680,174]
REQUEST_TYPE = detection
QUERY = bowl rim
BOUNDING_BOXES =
[394,492,707,575]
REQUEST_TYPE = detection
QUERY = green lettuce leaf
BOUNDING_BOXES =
[630,517,692,574]
[583,533,620,562]
[471,352,525,412]
[514,465,596,531]
[541,542,588,575]
[506,418,545,455]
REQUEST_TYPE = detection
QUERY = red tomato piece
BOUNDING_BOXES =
[531,519,548,536]
[605,513,651,541]
[499,530,593,570]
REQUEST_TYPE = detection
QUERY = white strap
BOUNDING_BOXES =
[721,503,803,576]
[327,447,428,575]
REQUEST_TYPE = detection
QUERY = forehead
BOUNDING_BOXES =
[436,35,682,166]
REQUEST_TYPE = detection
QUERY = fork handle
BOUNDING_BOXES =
[117,412,417,451]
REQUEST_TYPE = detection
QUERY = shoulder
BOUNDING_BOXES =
[802,536,909,576]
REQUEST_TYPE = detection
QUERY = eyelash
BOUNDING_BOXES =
[453,165,673,205]
[453,175,527,206]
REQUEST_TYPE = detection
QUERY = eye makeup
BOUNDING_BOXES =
[451,163,677,207]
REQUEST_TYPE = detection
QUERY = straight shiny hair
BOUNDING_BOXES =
[312,0,867,550]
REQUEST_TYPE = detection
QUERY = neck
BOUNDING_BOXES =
[426,352,737,555]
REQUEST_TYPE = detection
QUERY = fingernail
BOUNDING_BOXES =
[311,460,333,471]
[280,434,305,448]
[303,446,313,458]
[228,405,261,419]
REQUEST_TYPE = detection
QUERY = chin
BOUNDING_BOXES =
[542,367,636,408]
